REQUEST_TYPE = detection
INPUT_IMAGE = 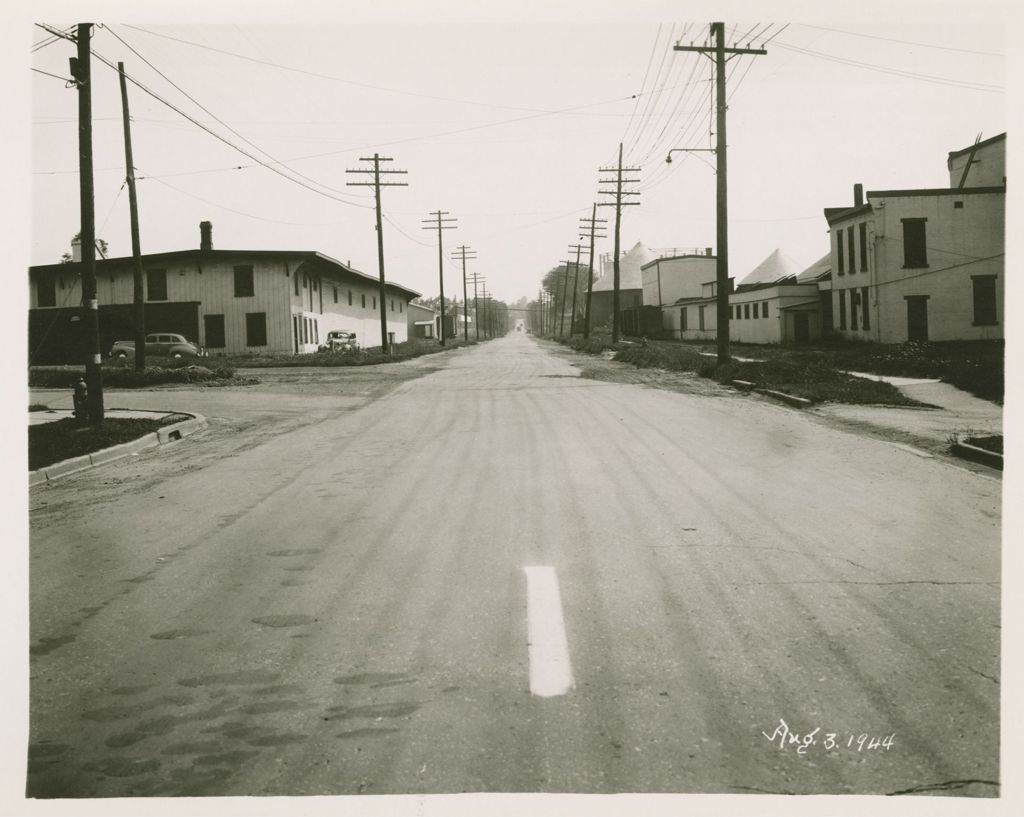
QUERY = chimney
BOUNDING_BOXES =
[200,221,213,252]
[705,247,712,256]
[854,183,864,206]
[71,236,82,262]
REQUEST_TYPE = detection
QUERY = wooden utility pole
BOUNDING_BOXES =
[72,23,104,423]
[346,154,408,352]
[451,245,477,343]
[567,242,585,335]
[468,272,485,341]
[557,263,572,337]
[598,143,641,343]
[117,61,146,372]
[579,206,607,339]
[675,23,766,364]
[422,212,457,345]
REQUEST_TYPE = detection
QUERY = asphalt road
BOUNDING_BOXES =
[27,335,1001,798]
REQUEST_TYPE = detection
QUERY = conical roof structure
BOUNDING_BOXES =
[593,241,657,291]
[737,248,803,287]
[796,252,831,283]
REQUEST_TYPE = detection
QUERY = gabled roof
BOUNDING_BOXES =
[30,248,422,299]
[823,202,873,226]
[737,248,802,287]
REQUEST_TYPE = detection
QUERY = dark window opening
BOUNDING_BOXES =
[836,231,845,275]
[859,223,868,271]
[680,307,688,331]
[972,276,997,326]
[743,303,750,319]
[850,289,859,330]
[246,312,267,346]
[361,293,366,308]
[901,219,928,269]
[861,287,870,330]
[838,291,847,330]
[234,265,255,297]
[348,290,353,306]
[37,274,56,307]
[294,270,299,296]
[204,314,226,348]
[847,226,855,274]
[954,201,964,209]
[146,268,167,301]
[333,287,338,303]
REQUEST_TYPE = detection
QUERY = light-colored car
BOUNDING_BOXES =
[110,333,205,359]
[319,330,359,353]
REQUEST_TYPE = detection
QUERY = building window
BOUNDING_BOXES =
[333,286,338,303]
[373,296,377,309]
[146,268,167,301]
[302,275,307,289]
[348,290,353,306]
[204,314,226,348]
[234,265,255,297]
[400,301,403,313]
[36,274,56,307]
[836,230,845,275]
[698,305,705,331]
[246,312,267,346]
[859,223,868,271]
[861,287,870,330]
[680,307,688,331]
[744,303,750,319]
[838,291,847,329]
[901,219,928,268]
[972,276,998,325]
[294,271,299,296]
[361,293,366,308]
[761,302,768,318]
[850,289,859,330]
[847,226,855,274]
[954,201,964,209]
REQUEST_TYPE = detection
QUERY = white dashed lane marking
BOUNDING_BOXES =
[523,566,574,698]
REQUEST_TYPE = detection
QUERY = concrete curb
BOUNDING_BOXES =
[29,413,206,486]
[950,441,1003,470]
[729,379,812,408]
[754,388,813,409]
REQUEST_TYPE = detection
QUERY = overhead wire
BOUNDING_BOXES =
[770,39,1001,92]
[102,25,365,200]
[796,23,1002,57]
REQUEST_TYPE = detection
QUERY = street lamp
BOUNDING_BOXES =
[666,147,717,168]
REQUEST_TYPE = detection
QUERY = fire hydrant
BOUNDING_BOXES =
[72,377,88,425]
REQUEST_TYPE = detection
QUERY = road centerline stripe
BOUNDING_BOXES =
[523,565,574,697]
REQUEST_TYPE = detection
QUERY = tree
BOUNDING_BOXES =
[60,232,109,263]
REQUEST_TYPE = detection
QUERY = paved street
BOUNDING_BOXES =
[27,335,1001,797]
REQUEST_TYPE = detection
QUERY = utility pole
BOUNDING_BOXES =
[579,206,607,339]
[598,143,641,343]
[557,262,573,337]
[467,273,485,341]
[346,154,408,352]
[675,23,766,364]
[117,61,146,373]
[422,212,457,345]
[72,23,104,423]
[567,242,585,335]
[451,245,477,343]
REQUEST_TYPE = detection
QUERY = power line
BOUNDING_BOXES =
[102,26,365,200]
[771,40,1002,92]
[30,67,74,83]
[796,23,1003,57]
[122,23,640,119]
[88,47,375,210]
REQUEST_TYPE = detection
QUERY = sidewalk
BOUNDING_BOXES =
[812,373,1002,455]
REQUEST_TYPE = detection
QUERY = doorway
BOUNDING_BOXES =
[906,296,929,342]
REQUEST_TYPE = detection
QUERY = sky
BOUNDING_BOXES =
[18,2,1013,309]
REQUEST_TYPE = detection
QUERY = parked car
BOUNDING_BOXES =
[109,333,205,359]
[319,330,359,353]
